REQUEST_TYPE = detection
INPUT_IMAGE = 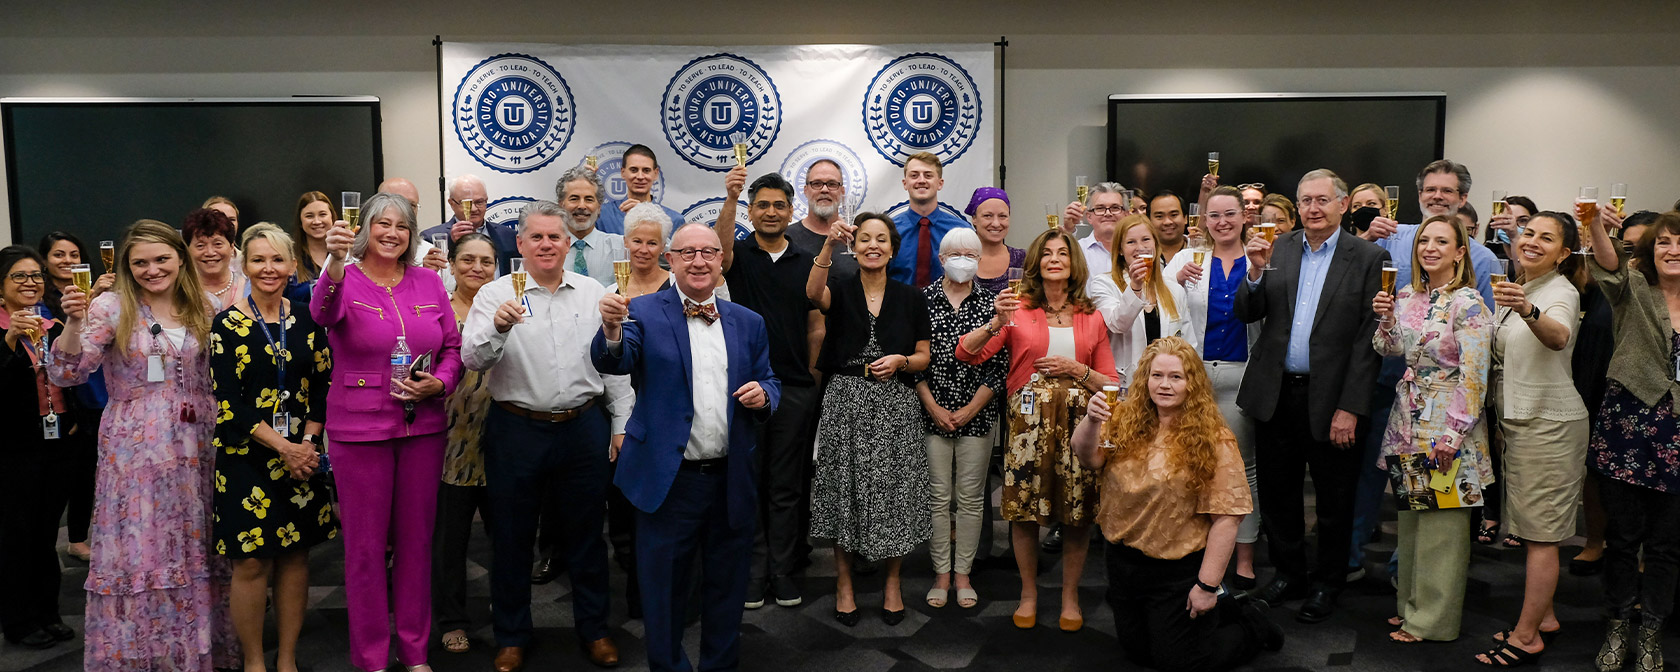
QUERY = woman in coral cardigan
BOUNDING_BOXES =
[958,228,1117,632]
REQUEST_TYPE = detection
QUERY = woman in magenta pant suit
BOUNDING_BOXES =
[310,193,461,672]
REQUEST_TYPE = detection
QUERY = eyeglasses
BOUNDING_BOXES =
[1089,205,1126,215]
[671,247,721,261]
[806,180,843,192]
[452,198,489,208]
[6,271,45,284]
[1238,183,1266,192]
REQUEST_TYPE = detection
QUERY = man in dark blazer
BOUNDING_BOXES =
[592,222,781,672]
[418,173,519,274]
[1235,168,1389,624]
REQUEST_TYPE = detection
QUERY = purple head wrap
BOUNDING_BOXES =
[964,187,1010,217]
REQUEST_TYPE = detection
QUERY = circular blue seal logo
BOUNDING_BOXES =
[682,197,754,242]
[662,53,782,172]
[863,53,981,167]
[883,200,967,226]
[484,196,537,233]
[779,139,869,222]
[578,141,666,204]
[454,53,576,174]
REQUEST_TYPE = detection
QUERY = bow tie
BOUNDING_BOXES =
[683,300,719,325]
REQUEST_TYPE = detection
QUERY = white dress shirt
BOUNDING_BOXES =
[460,271,633,434]
[1078,233,1113,277]
[683,293,731,460]
[1087,272,1193,383]
[564,228,625,288]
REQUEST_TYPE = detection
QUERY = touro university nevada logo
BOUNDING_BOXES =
[663,53,783,172]
[780,139,868,222]
[454,53,576,173]
[863,52,981,167]
[682,198,754,242]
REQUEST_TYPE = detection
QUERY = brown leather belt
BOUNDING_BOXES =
[495,397,597,423]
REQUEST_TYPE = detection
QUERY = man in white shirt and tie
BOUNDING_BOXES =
[557,166,626,287]
[462,200,633,671]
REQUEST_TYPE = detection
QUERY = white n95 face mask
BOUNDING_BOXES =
[942,256,979,283]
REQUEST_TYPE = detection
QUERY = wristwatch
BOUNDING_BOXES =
[300,433,321,447]
[1522,305,1541,323]
[1194,579,1220,594]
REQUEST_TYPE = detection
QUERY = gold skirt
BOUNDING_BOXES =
[1003,377,1100,527]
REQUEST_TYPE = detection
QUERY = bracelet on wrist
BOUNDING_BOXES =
[1078,365,1092,384]
[813,259,833,269]
[1194,579,1220,594]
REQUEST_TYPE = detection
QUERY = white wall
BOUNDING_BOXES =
[3,2,1678,247]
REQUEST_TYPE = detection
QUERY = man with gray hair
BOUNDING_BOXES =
[461,199,631,670]
[421,173,518,274]
[555,166,627,287]
[1063,182,1130,276]
[1237,168,1389,624]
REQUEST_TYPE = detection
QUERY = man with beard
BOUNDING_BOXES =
[720,160,857,280]
[555,167,626,287]
[715,173,824,609]
[596,144,687,236]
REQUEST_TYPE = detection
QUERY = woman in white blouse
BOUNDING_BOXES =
[1087,214,1194,384]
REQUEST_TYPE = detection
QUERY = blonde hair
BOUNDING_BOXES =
[1409,215,1475,293]
[1107,214,1179,321]
[240,222,296,264]
[903,151,943,176]
[112,220,212,355]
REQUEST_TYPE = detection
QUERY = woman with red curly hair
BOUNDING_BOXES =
[1072,337,1281,672]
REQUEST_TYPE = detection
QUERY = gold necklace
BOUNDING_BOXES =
[358,262,401,287]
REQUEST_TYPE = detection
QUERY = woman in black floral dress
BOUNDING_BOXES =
[210,224,336,672]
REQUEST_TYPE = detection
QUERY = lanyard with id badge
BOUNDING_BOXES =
[248,297,293,438]
[21,315,61,439]
[142,305,197,423]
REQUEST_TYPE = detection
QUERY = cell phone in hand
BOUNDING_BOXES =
[409,351,433,379]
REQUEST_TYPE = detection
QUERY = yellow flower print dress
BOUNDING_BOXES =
[209,302,338,558]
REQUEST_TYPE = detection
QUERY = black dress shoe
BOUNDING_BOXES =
[834,609,860,627]
[6,628,58,649]
[1252,576,1309,606]
[1568,556,1604,576]
[1040,525,1064,554]
[1295,588,1338,624]
[882,608,906,626]
[40,622,74,642]
[531,557,561,585]
[1236,598,1286,652]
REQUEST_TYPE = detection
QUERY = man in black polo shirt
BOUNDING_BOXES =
[717,172,825,609]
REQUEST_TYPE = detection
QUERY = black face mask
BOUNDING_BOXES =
[1347,206,1381,232]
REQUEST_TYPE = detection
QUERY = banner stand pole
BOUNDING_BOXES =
[994,36,1008,190]
[433,36,445,203]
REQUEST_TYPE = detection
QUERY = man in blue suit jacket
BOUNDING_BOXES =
[592,222,781,672]
[419,174,519,275]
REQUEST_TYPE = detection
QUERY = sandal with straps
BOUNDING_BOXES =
[1475,521,1501,545]
[1476,640,1542,667]
[441,629,470,654]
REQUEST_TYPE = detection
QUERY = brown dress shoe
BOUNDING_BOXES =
[493,646,525,672]
[582,637,620,668]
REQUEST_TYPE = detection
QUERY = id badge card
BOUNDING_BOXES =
[1420,397,1435,422]
[520,296,535,318]
[1020,389,1036,416]
[146,354,165,382]
[42,414,60,440]
[272,412,291,438]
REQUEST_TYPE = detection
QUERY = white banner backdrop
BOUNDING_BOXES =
[441,42,994,239]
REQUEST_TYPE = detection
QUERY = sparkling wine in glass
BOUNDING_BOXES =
[728,131,749,167]
[341,191,362,231]
[613,249,636,323]
[1005,267,1024,327]
[1384,185,1400,220]
[99,240,115,270]
[1075,175,1089,204]
[1490,258,1509,286]
[1380,262,1398,325]
[1207,152,1220,177]
[71,263,92,294]
[1258,223,1278,271]
[1576,187,1598,256]
[1611,183,1628,218]
[1100,384,1120,449]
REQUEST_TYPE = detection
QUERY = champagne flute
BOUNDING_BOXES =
[510,257,528,312]
[1258,223,1278,271]
[1490,258,1509,286]
[613,248,636,323]
[1576,187,1598,256]
[1207,152,1220,177]
[1120,189,1135,215]
[1045,204,1060,231]
[1100,384,1120,449]
[728,131,749,167]
[1137,253,1155,284]
[1384,185,1400,220]
[837,199,856,256]
[585,155,599,172]
[99,240,115,271]
[1611,183,1628,218]
[430,233,448,264]
[71,263,93,294]
[1187,202,1202,243]
[1491,190,1508,219]
[1189,248,1208,289]
[1075,175,1089,205]
[1380,261,1398,324]
[1005,267,1024,327]
[341,191,362,232]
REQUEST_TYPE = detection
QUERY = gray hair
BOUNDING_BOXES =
[239,222,295,264]
[1087,181,1128,200]
[1416,159,1471,196]
[1298,169,1349,199]
[623,202,673,243]
[554,166,606,203]
[938,226,981,257]
[448,174,484,199]
[349,192,419,265]
[516,200,568,235]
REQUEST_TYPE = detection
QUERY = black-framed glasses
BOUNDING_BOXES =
[1089,206,1125,215]
[672,247,721,261]
[806,180,843,192]
[6,271,45,284]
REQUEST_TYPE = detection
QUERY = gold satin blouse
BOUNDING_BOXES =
[1097,429,1252,560]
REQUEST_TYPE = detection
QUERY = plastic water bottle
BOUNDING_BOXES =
[389,336,412,395]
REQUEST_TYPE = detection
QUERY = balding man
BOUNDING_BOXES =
[380,177,446,272]
[421,174,518,274]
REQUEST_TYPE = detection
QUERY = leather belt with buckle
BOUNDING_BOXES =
[495,397,597,423]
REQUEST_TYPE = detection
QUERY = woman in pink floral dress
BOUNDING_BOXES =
[48,220,238,671]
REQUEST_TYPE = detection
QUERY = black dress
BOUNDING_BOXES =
[0,316,74,639]
[210,301,337,558]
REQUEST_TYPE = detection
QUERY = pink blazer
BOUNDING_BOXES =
[310,264,462,443]
[955,306,1117,395]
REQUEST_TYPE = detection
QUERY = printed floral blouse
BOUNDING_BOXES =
[1373,285,1495,485]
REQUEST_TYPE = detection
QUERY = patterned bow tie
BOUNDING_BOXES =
[683,300,719,325]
